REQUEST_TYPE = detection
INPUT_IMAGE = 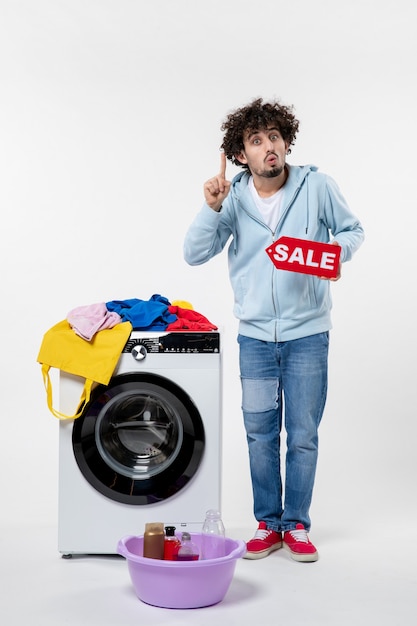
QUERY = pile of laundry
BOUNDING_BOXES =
[66,294,217,341]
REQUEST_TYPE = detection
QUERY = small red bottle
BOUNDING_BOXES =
[163,526,181,560]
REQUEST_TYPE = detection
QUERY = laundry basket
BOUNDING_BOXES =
[117,533,246,609]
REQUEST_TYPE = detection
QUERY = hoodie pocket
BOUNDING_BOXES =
[277,273,319,320]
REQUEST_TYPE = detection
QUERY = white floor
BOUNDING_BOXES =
[2,521,415,626]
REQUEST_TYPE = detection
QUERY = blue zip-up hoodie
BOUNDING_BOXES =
[184,164,364,342]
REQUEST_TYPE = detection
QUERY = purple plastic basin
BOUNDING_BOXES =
[117,533,246,609]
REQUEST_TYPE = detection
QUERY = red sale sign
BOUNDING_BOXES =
[265,237,341,279]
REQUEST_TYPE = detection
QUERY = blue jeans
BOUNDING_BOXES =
[238,332,329,533]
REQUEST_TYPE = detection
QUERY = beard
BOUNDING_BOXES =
[259,165,285,179]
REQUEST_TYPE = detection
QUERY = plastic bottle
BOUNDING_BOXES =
[163,526,181,560]
[201,509,226,559]
[174,531,200,561]
[143,522,165,559]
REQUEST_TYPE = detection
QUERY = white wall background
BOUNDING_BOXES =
[1,0,415,534]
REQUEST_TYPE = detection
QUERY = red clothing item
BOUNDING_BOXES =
[167,306,218,331]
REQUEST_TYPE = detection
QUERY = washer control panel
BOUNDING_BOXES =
[123,332,220,354]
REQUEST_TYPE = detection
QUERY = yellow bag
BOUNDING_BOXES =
[37,320,132,420]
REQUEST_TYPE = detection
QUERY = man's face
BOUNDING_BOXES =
[236,126,289,178]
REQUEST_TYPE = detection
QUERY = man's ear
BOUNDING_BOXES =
[235,151,247,165]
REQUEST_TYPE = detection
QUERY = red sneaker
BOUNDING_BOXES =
[244,521,282,560]
[283,523,318,562]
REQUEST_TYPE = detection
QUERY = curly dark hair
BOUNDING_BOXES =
[220,98,300,168]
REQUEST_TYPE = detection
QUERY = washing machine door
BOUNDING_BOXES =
[72,373,205,505]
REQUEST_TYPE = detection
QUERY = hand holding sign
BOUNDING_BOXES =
[266,237,342,280]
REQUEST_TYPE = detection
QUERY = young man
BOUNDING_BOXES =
[184,98,364,562]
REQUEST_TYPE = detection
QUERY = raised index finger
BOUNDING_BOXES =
[219,151,227,179]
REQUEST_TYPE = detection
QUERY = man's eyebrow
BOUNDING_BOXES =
[246,126,280,139]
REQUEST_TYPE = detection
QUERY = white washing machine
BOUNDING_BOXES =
[58,331,222,556]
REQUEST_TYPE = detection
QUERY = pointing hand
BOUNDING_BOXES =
[203,152,231,212]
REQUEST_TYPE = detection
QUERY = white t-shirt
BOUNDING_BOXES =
[248,176,284,230]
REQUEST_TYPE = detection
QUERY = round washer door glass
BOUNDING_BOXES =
[72,373,205,504]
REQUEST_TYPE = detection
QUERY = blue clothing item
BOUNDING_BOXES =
[238,332,329,532]
[106,294,177,330]
[184,165,364,342]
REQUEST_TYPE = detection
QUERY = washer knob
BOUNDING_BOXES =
[132,344,147,361]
